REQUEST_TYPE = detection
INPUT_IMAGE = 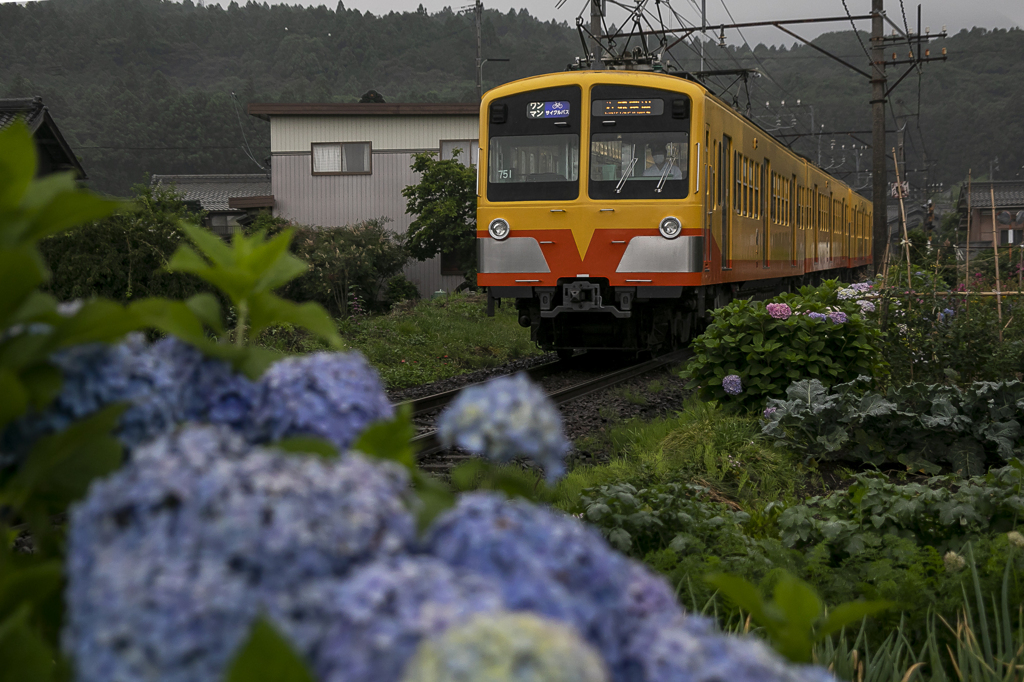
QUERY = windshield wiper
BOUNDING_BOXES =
[655,155,677,193]
[615,156,639,194]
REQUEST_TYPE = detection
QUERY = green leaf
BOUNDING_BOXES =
[411,470,455,533]
[0,123,37,214]
[0,606,54,682]
[130,298,208,347]
[0,247,47,327]
[25,191,120,242]
[352,405,416,470]
[50,299,141,349]
[0,561,63,620]
[451,459,487,491]
[185,293,225,335]
[705,573,772,625]
[815,600,893,640]
[247,293,343,349]
[223,618,316,682]
[274,436,338,459]
[0,369,29,431]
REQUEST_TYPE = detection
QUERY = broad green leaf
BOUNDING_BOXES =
[7,291,61,327]
[0,606,54,682]
[352,405,415,470]
[274,436,338,459]
[411,470,455,533]
[0,123,37,213]
[451,459,487,491]
[20,362,63,411]
[704,573,771,626]
[185,293,225,335]
[0,248,47,327]
[0,561,63,620]
[167,244,250,304]
[0,368,29,431]
[25,191,120,241]
[816,600,893,639]
[49,299,141,349]
[130,298,208,347]
[223,618,316,682]
[180,222,235,268]
[247,293,343,349]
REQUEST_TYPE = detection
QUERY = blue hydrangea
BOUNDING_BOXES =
[424,493,698,681]
[806,312,828,322]
[437,374,570,482]
[249,352,393,451]
[722,375,743,396]
[64,424,415,682]
[1,335,259,468]
[273,557,505,682]
[635,624,836,682]
[828,311,848,324]
[402,612,610,682]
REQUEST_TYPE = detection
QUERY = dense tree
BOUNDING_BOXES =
[0,0,1020,196]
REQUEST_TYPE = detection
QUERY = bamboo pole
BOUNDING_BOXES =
[893,148,912,289]
[990,185,1004,338]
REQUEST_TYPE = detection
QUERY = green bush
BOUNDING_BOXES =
[385,273,420,306]
[285,218,409,317]
[39,182,208,302]
[763,377,1024,474]
[681,281,884,410]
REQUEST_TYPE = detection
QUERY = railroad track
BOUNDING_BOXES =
[404,348,692,470]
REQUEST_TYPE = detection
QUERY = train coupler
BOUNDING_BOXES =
[540,281,631,319]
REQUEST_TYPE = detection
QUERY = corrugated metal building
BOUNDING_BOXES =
[248,103,480,298]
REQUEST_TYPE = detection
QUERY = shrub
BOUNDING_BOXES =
[385,274,420,306]
[763,377,1024,473]
[681,281,884,410]
[39,182,208,301]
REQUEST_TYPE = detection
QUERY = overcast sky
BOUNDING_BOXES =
[4,0,1022,45]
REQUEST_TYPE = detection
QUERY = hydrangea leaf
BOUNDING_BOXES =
[0,123,37,213]
[49,299,142,349]
[815,599,894,640]
[0,606,54,682]
[354,404,416,470]
[0,561,63,624]
[0,368,29,431]
[185,293,226,335]
[247,292,343,349]
[0,247,46,326]
[275,436,338,459]
[24,188,121,243]
[223,617,316,682]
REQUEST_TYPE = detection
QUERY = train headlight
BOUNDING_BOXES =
[488,218,510,241]
[659,216,682,239]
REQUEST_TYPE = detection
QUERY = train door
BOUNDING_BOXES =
[721,135,731,269]
[703,125,712,270]
[790,174,798,267]
[762,159,770,268]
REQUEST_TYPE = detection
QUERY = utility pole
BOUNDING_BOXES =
[590,0,604,68]
[870,0,887,276]
[474,0,483,95]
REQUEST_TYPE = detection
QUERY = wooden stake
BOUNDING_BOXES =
[990,184,1003,338]
[893,148,912,289]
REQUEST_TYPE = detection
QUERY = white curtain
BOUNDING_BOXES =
[312,144,341,173]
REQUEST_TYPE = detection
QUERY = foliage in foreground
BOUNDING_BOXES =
[764,377,1024,475]
[682,281,883,410]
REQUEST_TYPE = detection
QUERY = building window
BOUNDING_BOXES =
[440,139,479,166]
[311,142,372,175]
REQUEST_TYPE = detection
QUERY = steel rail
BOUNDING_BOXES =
[412,348,692,462]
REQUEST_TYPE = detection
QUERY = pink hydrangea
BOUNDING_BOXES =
[765,303,792,320]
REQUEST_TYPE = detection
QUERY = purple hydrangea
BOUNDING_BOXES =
[806,312,828,322]
[850,282,873,292]
[249,352,393,452]
[402,612,610,682]
[64,424,415,682]
[857,299,876,314]
[722,375,743,396]
[943,308,955,317]
[437,373,570,482]
[635,623,835,682]
[275,557,505,682]
[828,311,848,324]
[766,303,792,320]
[424,493,697,681]
[763,406,777,418]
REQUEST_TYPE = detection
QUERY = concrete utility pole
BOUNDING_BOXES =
[870,0,887,276]
[590,0,604,68]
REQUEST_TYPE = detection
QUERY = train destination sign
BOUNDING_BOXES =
[527,101,570,118]
[592,99,664,116]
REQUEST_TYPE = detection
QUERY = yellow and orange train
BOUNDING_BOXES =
[477,70,872,355]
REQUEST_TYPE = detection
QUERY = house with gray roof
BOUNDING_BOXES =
[150,174,273,235]
[956,180,1024,251]
[0,96,86,179]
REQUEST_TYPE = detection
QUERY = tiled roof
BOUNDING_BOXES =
[151,174,272,212]
[0,97,46,133]
[965,181,1024,208]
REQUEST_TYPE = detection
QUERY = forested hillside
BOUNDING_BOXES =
[1,0,1021,197]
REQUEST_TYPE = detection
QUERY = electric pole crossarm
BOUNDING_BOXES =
[773,24,873,79]
[882,58,943,98]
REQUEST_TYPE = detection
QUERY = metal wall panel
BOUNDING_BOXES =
[270,116,480,153]
[272,152,470,298]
